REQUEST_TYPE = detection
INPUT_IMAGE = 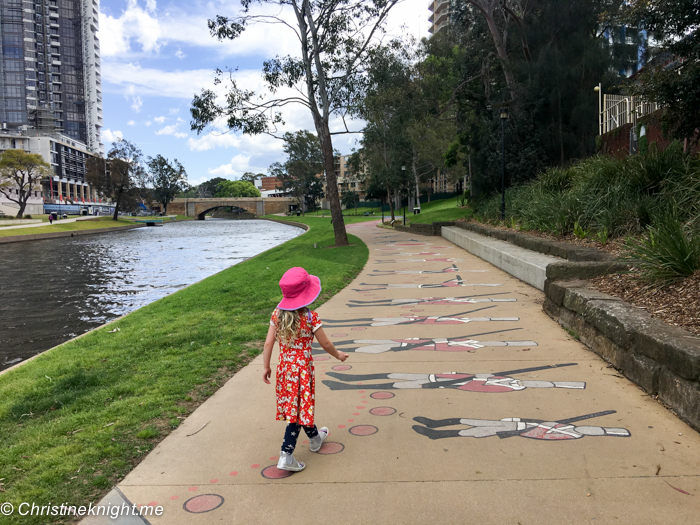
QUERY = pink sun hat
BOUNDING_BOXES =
[277,267,322,311]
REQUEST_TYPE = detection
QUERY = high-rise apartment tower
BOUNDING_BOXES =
[0,0,103,154]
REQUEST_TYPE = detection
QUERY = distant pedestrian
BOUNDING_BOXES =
[48,214,53,224]
[262,267,348,472]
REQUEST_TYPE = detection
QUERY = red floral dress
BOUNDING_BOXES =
[270,308,322,426]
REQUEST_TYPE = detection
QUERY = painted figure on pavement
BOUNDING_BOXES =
[346,294,516,308]
[322,363,584,392]
[412,410,630,440]
[373,258,462,264]
[323,308,519,327]
[312,332,536,354]
[354,276,502,291]
[368,265,488,276]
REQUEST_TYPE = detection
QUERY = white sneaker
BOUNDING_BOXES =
[277,451,305,472]
[309,427,329,452]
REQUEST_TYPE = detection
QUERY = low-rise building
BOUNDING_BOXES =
[0,129,106,216]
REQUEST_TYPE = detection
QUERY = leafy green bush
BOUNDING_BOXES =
[624,215,700,288]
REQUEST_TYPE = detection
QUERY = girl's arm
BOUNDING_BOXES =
[262,324,277,384]
[314,327,349,362]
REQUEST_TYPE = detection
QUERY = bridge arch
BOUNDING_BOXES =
[168,197,295,219]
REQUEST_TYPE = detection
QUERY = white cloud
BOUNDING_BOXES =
[145,120,152,127]
[102,63,215,99]
[208,154,252,177]
[174,132,188,139]
[131,95,143,112]
[127,120,136,126]
[100,0,163,57]
[155,124,180,136]
[175,48,185,59]
[169,108,180,115]
[102,129,123,143]
[153,116,166,124]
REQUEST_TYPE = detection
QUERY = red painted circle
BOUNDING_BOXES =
[332,333,348,337]
[358,390,366,393]
[188,487,198,492]
[351,327,367,331]
[170,496,179,501]
[261,466,294,479]
[209,479,218,484]
[317,442,345,455]
[371,391,395,400]
[183,494,224,514]
[229,471,238,476]
[250,464,260,468]
[370,407,396,416]
[333,365,352,371]
[348,419,354,422]
[315,356,330,361]
[337,424,346,428]
[353,412,360,415]
[349,425,378,436]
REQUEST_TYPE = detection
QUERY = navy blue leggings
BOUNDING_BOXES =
[281,423,319,454]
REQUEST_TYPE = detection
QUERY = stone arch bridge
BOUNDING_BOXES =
[168,197,295,220]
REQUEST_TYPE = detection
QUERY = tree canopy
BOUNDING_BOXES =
[215,180,261,198]
[0,149,51,218]
[147,155,189,213]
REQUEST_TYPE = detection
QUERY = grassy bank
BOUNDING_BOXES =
[0,216,369,524]
[407,195,473,224]
[0,217,135,237]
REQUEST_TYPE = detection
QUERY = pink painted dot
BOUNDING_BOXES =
[188,487,198,492]
[332,333,348,337]
[353,412,360,415]
[370,407,396,416]
[302,440,309,444]
[269,456,277,461]
[411,309,424,312]
[183,494,225,514]
[229,471,238,476]
[333,365,352,371]
[349,425,379,436]
[170,496,179,501]
[356,406,366,409]
[371,391,395,400]
[361,400,368,404]
[250,464,260,469]
[361,395,366,398]
[209,479,219,484]
[315,356,330,361]
[351,327,367,331]
[148,501,158,507]
[338,424,346,428]
[348,419,354,422]
[318,442,345,455]
[359,390,366,393]
[402,306,413,309]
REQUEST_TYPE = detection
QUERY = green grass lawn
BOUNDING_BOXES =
[0,217,137,237]
[0,217,368,524]
[407,195,473,224]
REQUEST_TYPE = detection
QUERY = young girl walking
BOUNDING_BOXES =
[263,267,349,472]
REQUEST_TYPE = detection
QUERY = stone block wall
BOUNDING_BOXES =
[544,280,700,432]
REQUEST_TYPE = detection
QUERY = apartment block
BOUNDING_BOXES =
[0,0,103,154]
[428,0,450,36]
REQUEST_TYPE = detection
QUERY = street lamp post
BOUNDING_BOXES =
[402,165,406,225]
[500,107,508,221]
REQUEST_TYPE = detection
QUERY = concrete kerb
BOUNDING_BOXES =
[0,224,147,244]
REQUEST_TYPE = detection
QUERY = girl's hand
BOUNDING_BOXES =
[336,351,349,362]
[263,367,272,384]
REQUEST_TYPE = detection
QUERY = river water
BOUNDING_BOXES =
[0,219,303,371]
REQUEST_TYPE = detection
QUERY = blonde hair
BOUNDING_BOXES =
[276,307,309,344]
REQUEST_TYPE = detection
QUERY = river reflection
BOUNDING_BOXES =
[0,219,302,371]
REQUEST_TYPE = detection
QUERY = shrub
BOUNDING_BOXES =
[624,215,700,288]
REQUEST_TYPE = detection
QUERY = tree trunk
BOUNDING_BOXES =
[113,192,121,221]
[16,203,25,219]
[386,185,395,221]
[412,149,421,209]
[479,2,517,100]
[318,122,348,245]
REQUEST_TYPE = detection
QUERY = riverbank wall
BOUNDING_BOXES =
[0,223,147,244]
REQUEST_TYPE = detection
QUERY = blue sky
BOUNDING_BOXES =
[99,0,429,186]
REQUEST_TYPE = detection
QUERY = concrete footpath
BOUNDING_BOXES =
[85,220,700,524]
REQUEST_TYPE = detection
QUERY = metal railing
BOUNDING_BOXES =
[599,94,661,135]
